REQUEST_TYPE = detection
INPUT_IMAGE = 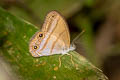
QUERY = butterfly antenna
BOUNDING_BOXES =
[71,30,85,45]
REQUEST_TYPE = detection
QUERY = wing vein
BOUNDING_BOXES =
[50,29,66,54]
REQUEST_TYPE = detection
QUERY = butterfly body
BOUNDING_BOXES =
[29,11,75,57]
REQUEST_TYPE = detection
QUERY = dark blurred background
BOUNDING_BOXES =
[0,0,120,80]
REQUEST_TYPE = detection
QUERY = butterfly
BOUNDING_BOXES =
[29,11,75,57]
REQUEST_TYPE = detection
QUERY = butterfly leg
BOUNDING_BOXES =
[58,54,64,68]
[58,52,77,68]
[66,52,78,69]
[66,53,75,66]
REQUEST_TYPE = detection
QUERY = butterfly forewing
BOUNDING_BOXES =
[29,11,72,57]
[43,11,70,46]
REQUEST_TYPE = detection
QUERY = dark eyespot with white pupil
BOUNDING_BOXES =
[34,46,37,49]
[39,33,43,37]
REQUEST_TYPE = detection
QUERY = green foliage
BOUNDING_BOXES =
[0,8,108,80]
[9,0,84,26]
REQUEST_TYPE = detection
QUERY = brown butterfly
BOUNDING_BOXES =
[29,11,75,57]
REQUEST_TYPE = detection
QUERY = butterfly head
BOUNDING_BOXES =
[29,32,46,57]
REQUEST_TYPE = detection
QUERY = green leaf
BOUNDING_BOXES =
[0,8,108,80]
